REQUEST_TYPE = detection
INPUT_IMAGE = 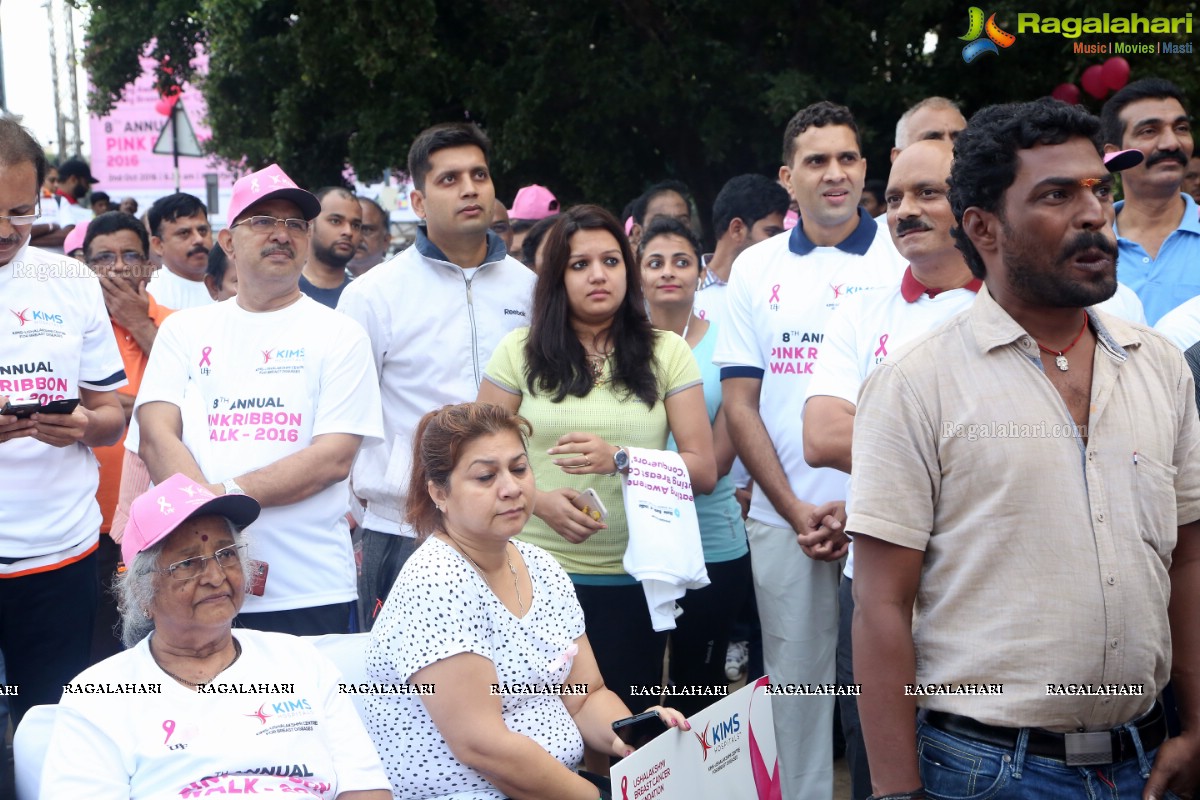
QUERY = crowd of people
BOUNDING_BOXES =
[1,72,1199,800]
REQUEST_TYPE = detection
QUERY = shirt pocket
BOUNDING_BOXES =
[1134,451,1178,556]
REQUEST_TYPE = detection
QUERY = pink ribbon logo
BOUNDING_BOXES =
[874,334,889,357]
[749,677,782,800]
[199,346,212,367]
[769,285,781,303]
[621,776,630,800]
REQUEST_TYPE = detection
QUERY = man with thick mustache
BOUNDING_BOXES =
[1101,77,1199,326]
[145,193,216,310]
[803,139,981,800]
[137,164,382,635]
[851,98,1200,800]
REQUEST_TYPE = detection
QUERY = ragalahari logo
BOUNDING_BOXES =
[960,7,1017,62]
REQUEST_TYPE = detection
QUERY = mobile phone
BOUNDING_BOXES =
[612,710,667,747]
[0,398,80,418]
[247,560,269,596]
[38,398,81,415]
[572,488,608,523]
[0,401,41,419]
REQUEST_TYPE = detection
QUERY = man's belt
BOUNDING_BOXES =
[922,702,1166,766]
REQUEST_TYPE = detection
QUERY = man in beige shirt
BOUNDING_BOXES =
[850,98,1200,800]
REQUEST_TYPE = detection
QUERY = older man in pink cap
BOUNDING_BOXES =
[136,164,383,636]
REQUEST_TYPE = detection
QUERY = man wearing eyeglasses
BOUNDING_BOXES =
[136,164,383,636]
[0,118,126,724]
[82,211,175,657]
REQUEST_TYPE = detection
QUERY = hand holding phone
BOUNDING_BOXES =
[612,710,667,748]
[572,488,608,523]
[0,398,80,418]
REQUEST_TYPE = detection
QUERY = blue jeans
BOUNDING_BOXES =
[917,719,1182,800]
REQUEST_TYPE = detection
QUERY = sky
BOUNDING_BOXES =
[2,0,92,158]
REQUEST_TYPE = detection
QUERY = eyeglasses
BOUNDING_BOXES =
[157,544,247,581]
[230,216,311,235]
[89,250,149,269]
[0,201,41,227]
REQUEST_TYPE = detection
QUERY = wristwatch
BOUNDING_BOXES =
[222,479,246,496]
[612,446,630,474]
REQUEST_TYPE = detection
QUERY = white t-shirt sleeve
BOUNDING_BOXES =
[79,278,127,392]
[1095,282,1148,326]
[41,703,132,799]
[311,323,383,441]
[804,297,864,408]
[1155,295,1200,350]
[712,249,763,371]
[135,312,191,411]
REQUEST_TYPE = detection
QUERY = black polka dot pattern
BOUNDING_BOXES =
[366,538,587,798]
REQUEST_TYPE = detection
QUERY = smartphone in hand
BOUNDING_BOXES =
[612,710,667,748]
[572,488,608,523]
[0,398,80,418]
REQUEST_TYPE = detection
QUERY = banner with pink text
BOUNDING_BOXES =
[610,677,779,800]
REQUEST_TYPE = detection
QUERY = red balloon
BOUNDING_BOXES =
[1102,57,1131,91]
[155,95,179,116]
[1050,83,1081,105]
[1081,65,1108,99]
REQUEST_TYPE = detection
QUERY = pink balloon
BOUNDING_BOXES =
[1102,57,1131,91]
[1050,83,1081,105]
[155,95,179,116]
[1081,65,1108,99]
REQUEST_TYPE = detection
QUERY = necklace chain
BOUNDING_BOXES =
[445,534,525,614]
[1035,314,1089,372]
[152,638,242,688]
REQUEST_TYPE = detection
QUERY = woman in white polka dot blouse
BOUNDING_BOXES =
[365,403,689,800]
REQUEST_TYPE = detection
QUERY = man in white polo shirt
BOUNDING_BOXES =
[802,140,980,800]
[0,118,126,722]
[137,164,382,635]
[713,101,903,800]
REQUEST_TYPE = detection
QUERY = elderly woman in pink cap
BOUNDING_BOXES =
[40,473,391,800]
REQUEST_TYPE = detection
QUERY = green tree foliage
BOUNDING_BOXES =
[81,0,1199,239]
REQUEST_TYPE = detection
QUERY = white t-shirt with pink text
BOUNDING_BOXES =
[136,295,382,612]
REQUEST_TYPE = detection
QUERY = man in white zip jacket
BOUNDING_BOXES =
[338,122,536,630]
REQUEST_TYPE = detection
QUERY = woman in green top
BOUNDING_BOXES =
[479,205,715,712]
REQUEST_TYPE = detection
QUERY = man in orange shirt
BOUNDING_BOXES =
[82,211,173,658]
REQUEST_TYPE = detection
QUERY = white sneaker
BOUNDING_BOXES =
[724,640,749,681]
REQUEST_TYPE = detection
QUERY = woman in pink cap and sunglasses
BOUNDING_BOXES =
[40,473,391,800]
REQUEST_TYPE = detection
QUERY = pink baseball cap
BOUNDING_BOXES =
[63,220,88,256]
[510,184,559,220]
[122,473,261,564]
[226,164,321,225]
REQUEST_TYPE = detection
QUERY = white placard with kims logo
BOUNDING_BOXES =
[610,677,779,800]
